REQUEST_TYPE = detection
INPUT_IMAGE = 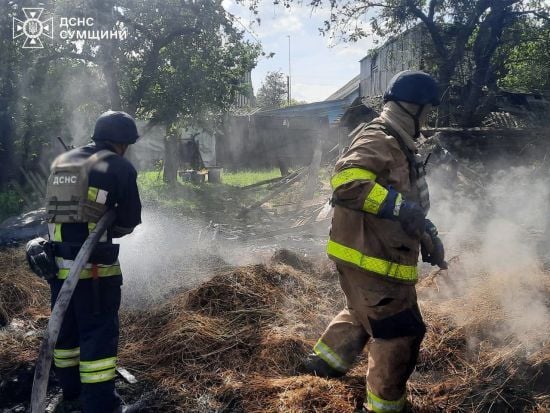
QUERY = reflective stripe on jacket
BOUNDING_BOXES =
[328,118,427,284]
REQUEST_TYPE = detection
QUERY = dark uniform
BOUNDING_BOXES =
[48,140,141,412]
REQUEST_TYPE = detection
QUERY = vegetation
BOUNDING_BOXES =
[0,0,261,189]
[0,190,24,223]
[256,71,289,110]
[221,168,281,187]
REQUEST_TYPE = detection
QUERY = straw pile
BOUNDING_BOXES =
[119,249,550,412]
[0,245,549,412]
[0,248,49,376]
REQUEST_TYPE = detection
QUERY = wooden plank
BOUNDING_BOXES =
[238,169,307,217]
[19,167,45,199]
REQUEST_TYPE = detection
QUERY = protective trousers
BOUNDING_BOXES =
[50,277,122,413]
[313,264,425,413]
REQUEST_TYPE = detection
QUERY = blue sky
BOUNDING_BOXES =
[222,0,377,103]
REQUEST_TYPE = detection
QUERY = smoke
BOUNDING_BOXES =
[425,162,550,351]
[116,209,266,307]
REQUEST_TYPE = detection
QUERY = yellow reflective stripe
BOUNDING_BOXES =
[57,265,121,280]
[327,240,417,282]
[53,223,63,242]
[79,357,117,372]
[313,339,349,373]
[54,357,80,368]
[330,167,377,190]
[87,186,99,201]
[366,389,405,413]
[54,347,80,358]
[394,193,403,217]
[88,222,96,233]
[80,368,116,383]
[363,183,389,214]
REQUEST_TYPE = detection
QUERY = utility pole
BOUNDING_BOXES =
[287,35,291,105]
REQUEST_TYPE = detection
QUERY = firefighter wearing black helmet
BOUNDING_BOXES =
[45,110,141,413]
[299,71,446,413]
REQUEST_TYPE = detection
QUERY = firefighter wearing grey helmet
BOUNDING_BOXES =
[41,110,142,413]
[298,71,446,413]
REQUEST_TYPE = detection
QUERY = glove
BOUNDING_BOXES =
[379,187,426,238]
[421,220,447,269]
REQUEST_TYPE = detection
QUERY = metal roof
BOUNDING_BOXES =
[325,75,361,101]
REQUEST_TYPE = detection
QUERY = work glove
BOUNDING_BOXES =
[379,187,426,238]
[420,219,448,269]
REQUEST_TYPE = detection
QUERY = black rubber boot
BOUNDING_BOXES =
[297,353,346,378]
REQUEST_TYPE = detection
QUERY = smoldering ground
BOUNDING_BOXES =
[117,209,268,306]
[425,162,550,352]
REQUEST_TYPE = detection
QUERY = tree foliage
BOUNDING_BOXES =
[498,18,550,92]
[256,71,288,109]
[0,0,260,190]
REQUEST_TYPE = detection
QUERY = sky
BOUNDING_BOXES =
[222,0,377,103]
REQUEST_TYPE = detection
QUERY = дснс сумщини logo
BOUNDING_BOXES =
[13,8,53,49]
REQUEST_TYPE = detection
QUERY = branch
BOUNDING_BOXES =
[37,51,97,66]
[405,0,448,59]
[428,0,438,21]
[127,26,199,115]
[113,10,155,41]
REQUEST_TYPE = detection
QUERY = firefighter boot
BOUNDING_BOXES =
[55,398,82,413]
[297,353,345,378]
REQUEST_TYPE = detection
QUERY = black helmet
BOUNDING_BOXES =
[384,70,440,106]
[25,237,58,280]
[92,110,139,144]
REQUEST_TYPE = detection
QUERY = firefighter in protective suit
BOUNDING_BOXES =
[300,71,446,413]
[46,111,141,413]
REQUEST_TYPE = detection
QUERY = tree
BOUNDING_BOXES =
[256,71,288,109]
[1,0,260,188]
[498,18,550,92]
[242,0,549,126]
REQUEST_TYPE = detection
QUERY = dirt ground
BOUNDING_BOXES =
[1,246,549,413]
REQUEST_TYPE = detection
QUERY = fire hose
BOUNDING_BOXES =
[30,210,116,413]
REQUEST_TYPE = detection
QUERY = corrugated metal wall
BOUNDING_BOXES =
[360,26,425,97]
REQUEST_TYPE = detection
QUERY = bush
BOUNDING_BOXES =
[0,189,24,222]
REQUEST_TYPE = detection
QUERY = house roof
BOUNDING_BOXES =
[253,75,360,126]
[325,75,360,101]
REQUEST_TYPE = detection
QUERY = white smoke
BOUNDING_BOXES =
[425,163,550,351]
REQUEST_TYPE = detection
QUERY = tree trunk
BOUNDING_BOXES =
[435,65,454,127]
[460,2,510,127]
[163,131,179,184]
[0,100,14,187]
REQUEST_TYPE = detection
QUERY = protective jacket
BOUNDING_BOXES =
[46,141,141,280]
[328,102,429,284]
[46,141,141,413]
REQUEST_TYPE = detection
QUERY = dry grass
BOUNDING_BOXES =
[0,246,549,412]
[118,250,550,412]
[0,248,49,375]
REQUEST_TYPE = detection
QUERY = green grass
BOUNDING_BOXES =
[136,168,285,218]
[222,168,281,187]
